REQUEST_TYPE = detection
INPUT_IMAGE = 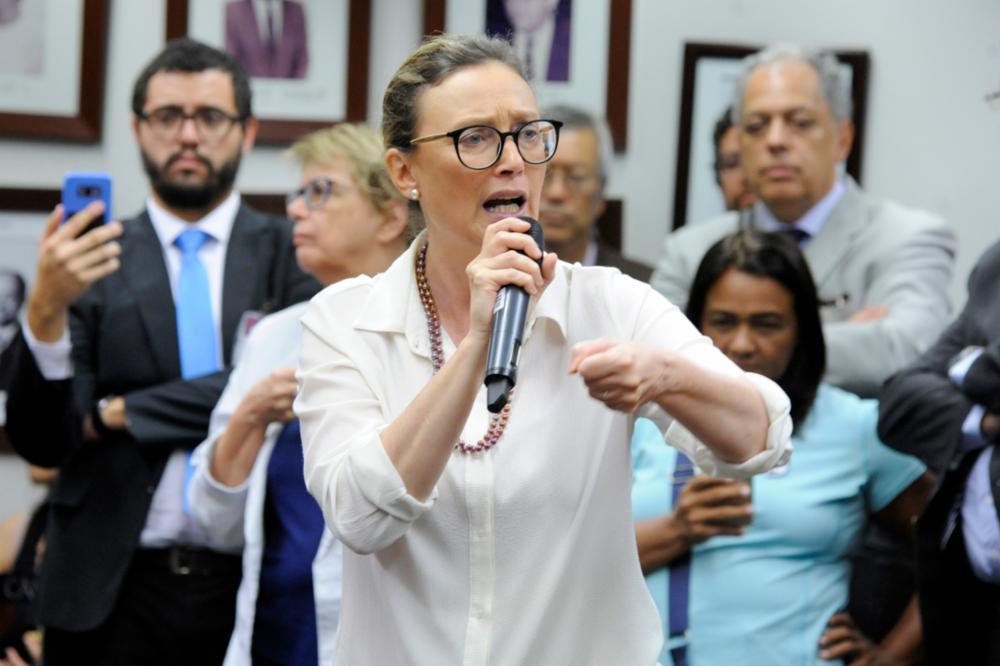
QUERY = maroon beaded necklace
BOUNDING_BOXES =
[415,243,513,454]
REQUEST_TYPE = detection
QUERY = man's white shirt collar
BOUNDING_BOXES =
[756,176,845,240]
[146,191,240,249]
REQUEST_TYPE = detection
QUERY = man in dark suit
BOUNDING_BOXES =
[878,238,1000,665]
[539,104,652,281]
[4,38,319,665]
[225,0,309,79]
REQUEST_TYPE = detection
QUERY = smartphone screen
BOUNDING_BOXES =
[62,172,113,237]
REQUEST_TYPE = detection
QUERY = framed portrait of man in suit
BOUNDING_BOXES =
[165,0,370,144]
[0,0,109,141]
[426,0,632,152]
[671,42,870,231]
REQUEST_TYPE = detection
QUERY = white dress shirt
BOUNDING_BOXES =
[23,192,240,548]
[189,302,342,666]
[252,0,284,42]
[948,347,1000,582]
[295,234,792,665]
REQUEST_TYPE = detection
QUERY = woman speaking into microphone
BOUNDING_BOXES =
[294,33,792,664]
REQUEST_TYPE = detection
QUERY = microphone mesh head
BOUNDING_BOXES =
[517,215,545,254]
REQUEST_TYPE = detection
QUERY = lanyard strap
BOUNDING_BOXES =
[667,452,695,665]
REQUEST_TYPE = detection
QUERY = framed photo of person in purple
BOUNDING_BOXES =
[166,0,368,144]
[484,0,571,83]
[224,0,310,80]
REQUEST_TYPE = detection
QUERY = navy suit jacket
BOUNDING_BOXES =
[879,238,1000,664]
[5,202,320,631]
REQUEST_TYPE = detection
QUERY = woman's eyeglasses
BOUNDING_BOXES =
[286,177,347,211]
[409,119,562,170]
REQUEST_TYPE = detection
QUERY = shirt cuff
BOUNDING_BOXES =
[21,322,73,380]
[949,347,984,388]
[187,438,251,550]
[667,372,793,481]
[961,404,990,452]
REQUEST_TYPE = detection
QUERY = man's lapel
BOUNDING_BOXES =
[122,212,179,377]
[220,204,270,364]
[802,177,867,287]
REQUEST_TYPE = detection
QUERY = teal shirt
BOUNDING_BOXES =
[631,384,925,665]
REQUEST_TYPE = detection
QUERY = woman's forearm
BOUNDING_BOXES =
[635,515,692,574]
[879,595,922,665]
[210,414,269,487]
[653,353,770,463]
[381,332,489,501]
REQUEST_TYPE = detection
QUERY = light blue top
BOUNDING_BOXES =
[631,384,925,665]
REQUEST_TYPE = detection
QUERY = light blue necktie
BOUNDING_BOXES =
[174,229,219,514]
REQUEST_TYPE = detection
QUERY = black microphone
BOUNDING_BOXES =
[485,216,545,413]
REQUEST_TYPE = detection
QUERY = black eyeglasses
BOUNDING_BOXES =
[137,106,244,143]
[286,177,353,211]
[409,119,562,170]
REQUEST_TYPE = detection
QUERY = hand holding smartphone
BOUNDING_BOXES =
[61,171,113,236]
[25,172,122,342]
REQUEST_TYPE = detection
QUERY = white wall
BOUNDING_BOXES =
[2,0,1000,518]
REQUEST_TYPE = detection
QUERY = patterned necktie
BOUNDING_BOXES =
[174,229,218,515]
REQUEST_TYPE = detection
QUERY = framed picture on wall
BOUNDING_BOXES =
[165,0,371,144]
[671,42,870,230]
[0,0,109,142]
[423,0,632,152]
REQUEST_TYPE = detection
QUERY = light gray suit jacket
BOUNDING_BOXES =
[651,178,957,397]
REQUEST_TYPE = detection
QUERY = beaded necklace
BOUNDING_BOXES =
[415,243,512,453]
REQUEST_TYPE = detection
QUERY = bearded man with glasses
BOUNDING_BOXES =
[4,38,319,665]
[537,105,652,281]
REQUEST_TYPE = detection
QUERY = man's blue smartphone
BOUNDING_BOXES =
[62,171,113,236]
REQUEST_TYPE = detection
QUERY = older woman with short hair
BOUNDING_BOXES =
[187,122,411,666]
[296,34,792,664]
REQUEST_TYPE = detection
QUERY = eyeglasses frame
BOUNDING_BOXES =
[136,105,246,142]
[409,119,563,170]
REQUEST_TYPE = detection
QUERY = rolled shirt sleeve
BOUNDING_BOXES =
[296,293,436,556]
[626,273,792,479]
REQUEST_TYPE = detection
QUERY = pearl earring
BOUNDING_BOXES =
[410,188,419,200]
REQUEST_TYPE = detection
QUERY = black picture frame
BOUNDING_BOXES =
[671,42,870,230]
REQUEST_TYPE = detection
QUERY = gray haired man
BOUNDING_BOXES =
[652,43,956,398]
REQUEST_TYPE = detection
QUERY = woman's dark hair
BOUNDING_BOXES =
[131,38,252,120]
[685,230,826,427]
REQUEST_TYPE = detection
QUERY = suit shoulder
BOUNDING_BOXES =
[663,213,741,256]
[238,203,294,233]
[863,195,952,236]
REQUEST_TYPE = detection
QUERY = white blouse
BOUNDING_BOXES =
[295,236,792,665]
